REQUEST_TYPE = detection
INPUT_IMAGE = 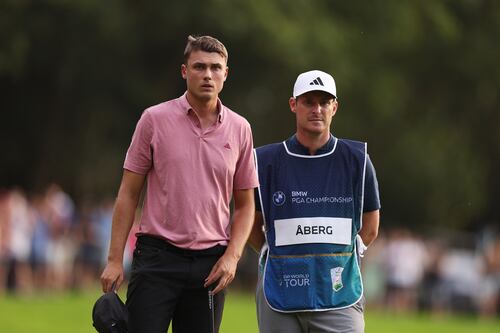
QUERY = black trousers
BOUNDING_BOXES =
[126,235,226,333]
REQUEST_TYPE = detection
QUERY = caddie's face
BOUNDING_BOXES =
[290,91,337,136]
[181,50,228,103]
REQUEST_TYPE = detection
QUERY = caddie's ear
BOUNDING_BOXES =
[332,99,339,117]
[289,97,297,114]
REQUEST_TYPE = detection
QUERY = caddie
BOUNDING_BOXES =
[248,70,381,333]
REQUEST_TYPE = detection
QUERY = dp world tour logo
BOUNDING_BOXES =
[273,191,286,206]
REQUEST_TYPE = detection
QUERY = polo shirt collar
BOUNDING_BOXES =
[286,134,335,155]
[179,92,224,123]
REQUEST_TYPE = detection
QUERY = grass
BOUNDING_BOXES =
[365,310,499,333]
[0,288,498,333]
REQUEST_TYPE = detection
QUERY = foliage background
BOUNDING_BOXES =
[1,0,499,231]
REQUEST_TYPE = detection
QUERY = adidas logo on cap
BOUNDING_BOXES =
[293,70,337,98]
[309,77,324,86]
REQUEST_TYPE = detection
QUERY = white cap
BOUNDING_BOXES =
[293,70,337,98]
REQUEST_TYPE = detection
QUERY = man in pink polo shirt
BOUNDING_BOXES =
[100,35,259,333]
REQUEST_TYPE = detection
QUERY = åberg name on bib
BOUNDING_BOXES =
[274,217,352,246]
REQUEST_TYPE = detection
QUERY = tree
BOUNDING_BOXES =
[1,0,498,229]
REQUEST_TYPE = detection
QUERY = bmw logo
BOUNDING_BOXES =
[273,191,286,206]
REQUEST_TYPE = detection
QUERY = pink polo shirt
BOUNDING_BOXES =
[124,93,259,249]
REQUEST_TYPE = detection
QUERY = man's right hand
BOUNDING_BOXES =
[100,170,146,293]
[100,261,124,292]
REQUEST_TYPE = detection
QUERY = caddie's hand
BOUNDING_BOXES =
[100,261,124,293]
[204,253,238,294]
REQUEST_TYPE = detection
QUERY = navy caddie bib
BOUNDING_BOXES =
[255,136,367,312]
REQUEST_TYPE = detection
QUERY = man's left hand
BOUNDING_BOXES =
[204,253,239,294]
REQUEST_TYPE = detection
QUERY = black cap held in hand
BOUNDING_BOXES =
[92,292,128,333]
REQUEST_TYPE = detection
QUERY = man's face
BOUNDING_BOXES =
[181,50,228,103]
[289,91,338,136]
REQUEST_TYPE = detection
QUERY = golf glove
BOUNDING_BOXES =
[356,234,368,258]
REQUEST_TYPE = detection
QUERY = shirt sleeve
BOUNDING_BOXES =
[363,155,381,212]
[255,187,262,212]
[123,110,154,175]
[233,122,260,190]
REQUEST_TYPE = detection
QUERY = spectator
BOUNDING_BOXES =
[45,184,76,290]
[383,228,428,312]
[5,188,34,293]
[478,234,500,317]
[29,194,51,289]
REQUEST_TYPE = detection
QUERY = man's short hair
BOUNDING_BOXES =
[184,35,228,63]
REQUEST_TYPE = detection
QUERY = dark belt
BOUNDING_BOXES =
[137,235,226,256]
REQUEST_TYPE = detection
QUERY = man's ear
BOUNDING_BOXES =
[332,100,339,117]
[181,64,187,79]
[289,97,297,114]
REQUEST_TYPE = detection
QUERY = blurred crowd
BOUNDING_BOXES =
[0,186,498,318]
[360,228,499,318]
[0,185,137,294]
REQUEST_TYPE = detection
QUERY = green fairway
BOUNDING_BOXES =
[0,289,497,333]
